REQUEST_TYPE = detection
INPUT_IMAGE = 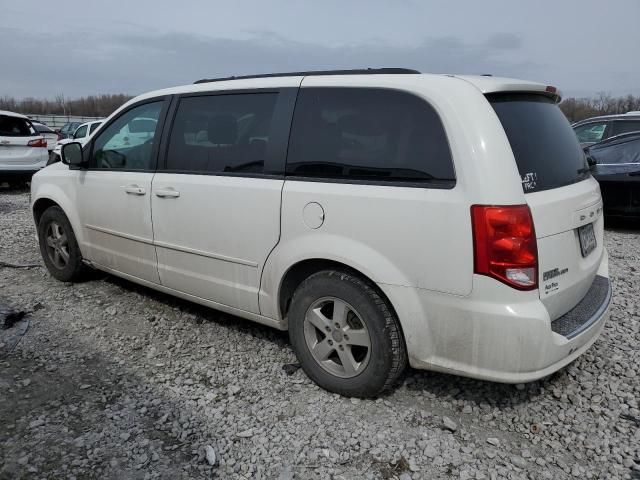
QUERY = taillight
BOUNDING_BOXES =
[471,205,538,290]
[28,138,47,148]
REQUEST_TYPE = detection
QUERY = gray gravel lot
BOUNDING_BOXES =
[0,186,639,479]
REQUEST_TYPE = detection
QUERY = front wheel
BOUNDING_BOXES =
[288,270,407,398]
[37,206,87,282]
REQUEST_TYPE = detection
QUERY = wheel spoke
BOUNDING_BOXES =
[345,329,370,347]
[59,234,67,246]
[332,299,348,327]
[53,249,61,265]
[337,347,358,375]
[307,307,331,333]
[312,338,334,361]
[52,223,62,239]
[59,247,70,263]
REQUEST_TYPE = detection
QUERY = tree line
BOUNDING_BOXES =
[0,94,133,118]
[559,93,640,123]
[1,92,639,122]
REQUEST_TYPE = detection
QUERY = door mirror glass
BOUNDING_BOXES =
[61,142,84,166]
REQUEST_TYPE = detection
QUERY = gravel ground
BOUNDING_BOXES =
[0,185,639,480]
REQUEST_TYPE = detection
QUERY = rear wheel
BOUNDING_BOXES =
[37,206,87,282]
[288,270,407,397]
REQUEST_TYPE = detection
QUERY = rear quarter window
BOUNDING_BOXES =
[488,93,589,193]
[286,87,455,187]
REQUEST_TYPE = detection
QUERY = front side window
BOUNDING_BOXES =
[91,102,162,170]
[286,87,455,186]
[73,125,88,139]
[166,93,277,174]
[89,122,102,134]
[573,122,608,144]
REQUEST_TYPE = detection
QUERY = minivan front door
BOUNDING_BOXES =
[76,100,167,283]
[150,90,295,314]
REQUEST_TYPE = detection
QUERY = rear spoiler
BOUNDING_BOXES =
[451,75,562,103]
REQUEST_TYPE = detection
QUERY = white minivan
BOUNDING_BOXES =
[31,69,611,397]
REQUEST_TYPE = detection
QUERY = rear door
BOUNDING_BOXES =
[489,93,604,320]
[0,114,44,169]
[150,87,297,314]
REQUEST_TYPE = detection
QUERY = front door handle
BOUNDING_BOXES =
[155,189,180,198]
[124,184,146,195]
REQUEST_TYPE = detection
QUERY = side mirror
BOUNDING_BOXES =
[61,142,85,167]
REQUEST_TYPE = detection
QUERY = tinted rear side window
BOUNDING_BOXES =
[613,120,640,136]
[286,88,455,187]
[0,115,35,137]
[166,93,277,174]
[488,93,589,193]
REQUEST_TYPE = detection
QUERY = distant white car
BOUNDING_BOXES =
[0,110,48,180]
[51,120,103,163]
[31,121,59,153]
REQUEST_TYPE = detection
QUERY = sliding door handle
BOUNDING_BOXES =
[155,189,180,198]
[124,185,146,195]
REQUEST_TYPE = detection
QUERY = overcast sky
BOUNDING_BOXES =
[1,0,639,100]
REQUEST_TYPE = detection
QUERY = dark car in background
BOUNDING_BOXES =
[573,112,640,147]
[586,131,640,219]
[57,121,82,140]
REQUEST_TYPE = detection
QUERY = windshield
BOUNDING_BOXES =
[488,93,590,193]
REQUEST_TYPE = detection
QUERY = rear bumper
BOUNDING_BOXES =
[0,151,48,175]
[380,249,611,383]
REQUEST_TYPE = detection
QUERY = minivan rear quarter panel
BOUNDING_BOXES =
[261,74,533,319]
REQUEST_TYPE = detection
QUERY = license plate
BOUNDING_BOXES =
[578,223,597,257]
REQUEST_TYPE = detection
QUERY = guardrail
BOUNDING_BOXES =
[25,114,104,130]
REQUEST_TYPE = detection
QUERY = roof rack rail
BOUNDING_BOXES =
[194,68,420,84]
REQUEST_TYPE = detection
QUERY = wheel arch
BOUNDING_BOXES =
[277,259,406,341]
[32,197,60,226]
[31,184,86,250]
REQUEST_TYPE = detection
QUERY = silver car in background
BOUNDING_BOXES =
[0,110,48,180]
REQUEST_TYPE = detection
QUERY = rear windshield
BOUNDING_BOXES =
[0,115,36,137]
[488,93,589,193]
[33,123,54,133]
[589,135,640,165]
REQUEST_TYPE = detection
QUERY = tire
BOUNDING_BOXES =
[37,206,87,282]
[288,270,407,398]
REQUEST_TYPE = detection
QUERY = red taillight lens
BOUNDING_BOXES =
[28,138,47,148]
[471,205,538,290]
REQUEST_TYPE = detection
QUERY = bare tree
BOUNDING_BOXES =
[55,93,67,116]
